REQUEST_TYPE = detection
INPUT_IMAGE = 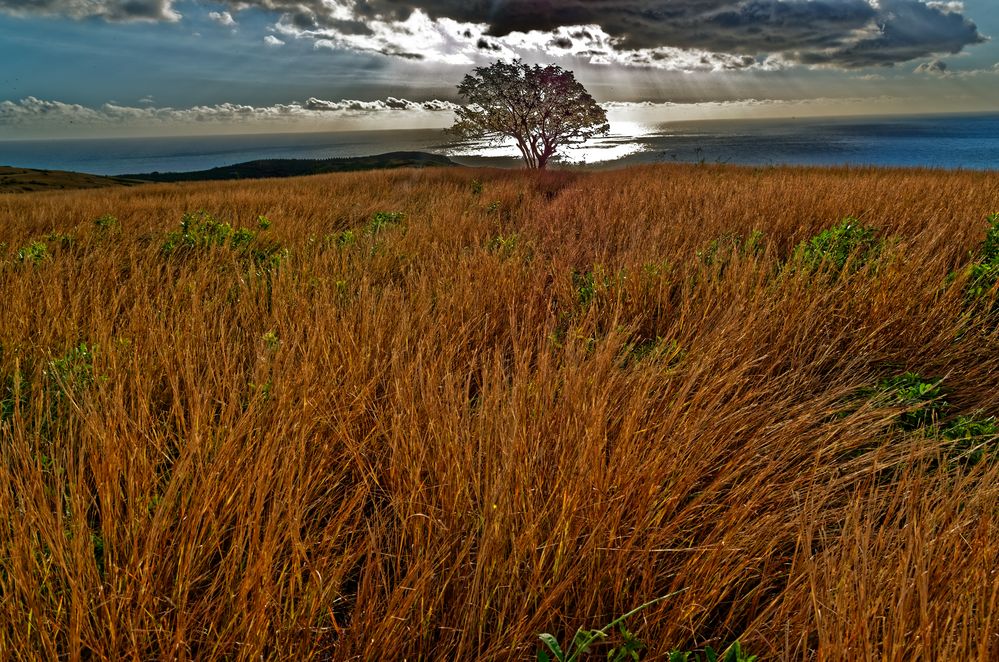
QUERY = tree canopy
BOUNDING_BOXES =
[448,60,609,170]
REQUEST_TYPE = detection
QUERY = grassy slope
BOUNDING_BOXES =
[0,166,141,193]
[1,164,998,660]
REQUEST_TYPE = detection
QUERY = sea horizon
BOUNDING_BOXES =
[2,111,998,176]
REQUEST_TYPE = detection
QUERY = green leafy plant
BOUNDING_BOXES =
[48,342,96,391]
[366,211,405,235]
[869,372,948,431]
[849,372,998,466]
[795,217,882,274]
[332,229,356,247]
[489,233,519,256]
[980,212,999,262]
[537,593,680,662]
[161,211,285,275]
[964,212,999,301]
[940,413,999,466]
[261,330,280,350]
[572,265,617,309]
[162,210,253,255]
[667,641,757,662]
[470,179,484,195]
[16,240,49,264]
[94,214,119,232]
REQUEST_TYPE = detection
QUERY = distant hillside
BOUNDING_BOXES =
[122,151,461,182]
[0,166,141,193]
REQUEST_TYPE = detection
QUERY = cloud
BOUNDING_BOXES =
[302,96,458,112]
[264,35,284,46]
[915,59,948,75]
[267,0,987,69]
[0,0,987,72]
[208,10,236,27]
[0,96,460,135]
[912,58,999,78]
[0,0,180,21]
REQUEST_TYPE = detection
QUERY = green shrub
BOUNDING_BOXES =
[333,229,356,247]
[795,218,882,274]
[366,211,405,235]
[940,413,999,466]
[47,342,96,392]
[869,372,947,431]
[489,233,519,256]
[964,212,999,301]
[980,212,999,262]
[572,265,618,309]
[16,240,49,264]
[162,210,255,255]
[94,214,119,231]
[668,642,757,662]
[852,372,998,466]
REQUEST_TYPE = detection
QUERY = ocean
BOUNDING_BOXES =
[1,113,997,176]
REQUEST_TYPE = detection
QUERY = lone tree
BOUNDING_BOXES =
[448,60,609,170]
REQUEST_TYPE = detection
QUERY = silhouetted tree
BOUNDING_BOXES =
[449,60,609,170]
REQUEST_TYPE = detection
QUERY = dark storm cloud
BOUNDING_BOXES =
[0,0,986,70]
[793,0,985,67]
[0,0,179,20]
[914,59,948,74]
[351,0,986,67]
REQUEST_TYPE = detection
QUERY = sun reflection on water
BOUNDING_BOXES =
[443,121,656,164]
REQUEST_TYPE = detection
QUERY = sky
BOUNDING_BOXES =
[1,0,999,139]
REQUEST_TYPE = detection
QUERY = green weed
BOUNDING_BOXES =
[868,372,947,431]
[667,641,757,662]
[537,594,680,662]
[16,240,49,264]
[94,214,120,232]
[852,372,998,466]
[366,211,405,235]
[162,210,256,255]
[964,212,999,302]
[795,218,882,274]
[47,342,97,392]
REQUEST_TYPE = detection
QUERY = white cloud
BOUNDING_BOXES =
[0,95,461,138]
[264,35,285,46]
[208,10,235,27]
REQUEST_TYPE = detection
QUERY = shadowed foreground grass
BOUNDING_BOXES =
[1,164,998,660]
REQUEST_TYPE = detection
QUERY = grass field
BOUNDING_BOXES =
[1,164,998,660]
[0,166,140,194]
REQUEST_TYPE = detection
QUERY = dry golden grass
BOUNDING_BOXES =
[1,164,998,660]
